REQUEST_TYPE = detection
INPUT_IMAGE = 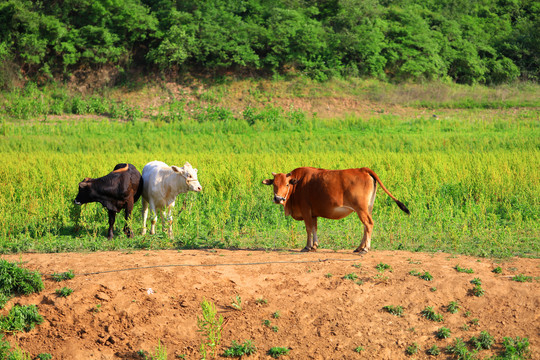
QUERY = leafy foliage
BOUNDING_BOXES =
[0,260,44,308]
[0,304,44,333]
[0,0,538,85]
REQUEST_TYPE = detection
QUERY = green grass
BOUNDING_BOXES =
[0,104,538,257]
[435,327,451,339]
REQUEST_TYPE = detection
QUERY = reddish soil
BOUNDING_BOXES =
[2,250,539,359]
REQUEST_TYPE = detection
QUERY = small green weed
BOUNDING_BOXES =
[272,311,280,319]
[430,287,437,292]
[342,273,358,280]
[492,266,502,274]
[406,343,419,356]
[231,295,242,311]
[352,264,362,269]
[407,258,422,264]
[51,270,75,282]
[324,273,333,278]
[470,278,482,286]
[382,305,404,317]
[469,330,494,350]
[461,323,470,331]
[267,346,289,358]
[447,301,460,314]
[354,346,364,353]
[355,280,364,285]
[435,327,451,339]
[55,287,73,297]
[222,340,257,357]
[197,299,224,360]
[470,318,479,326]
[409,269,433,281]
[421,306,444,322]
[446,338,474,360]
[255,298,267,305]
[420,271,434,281]
[0,304,44,332]
[470,285,485,297]
[512,274,532,282]
[271,326,279,333]
[262,319,271,327]
[145,339,167,360]
[36,353,53,360]
[427,344,440,356]
[501,336,530,358]
[455,265,474,274]
[375,263,392,272]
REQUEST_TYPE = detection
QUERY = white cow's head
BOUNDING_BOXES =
[172,162,202,192]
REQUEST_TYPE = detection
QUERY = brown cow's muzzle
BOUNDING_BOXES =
[273,195,286,205]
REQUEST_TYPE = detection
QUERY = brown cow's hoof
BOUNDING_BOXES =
[301,247,311,252]
[354,248,369,254]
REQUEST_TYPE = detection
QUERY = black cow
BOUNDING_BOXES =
[74,163,143,239]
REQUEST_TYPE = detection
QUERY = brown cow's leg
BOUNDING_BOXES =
[107,209,116,240]
[354,211,374,253]
[312,217,319,250]
[302,217,316,252]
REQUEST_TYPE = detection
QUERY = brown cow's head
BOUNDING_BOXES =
[262,172,298,205]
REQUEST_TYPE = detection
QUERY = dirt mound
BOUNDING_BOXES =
[2,250,538,359]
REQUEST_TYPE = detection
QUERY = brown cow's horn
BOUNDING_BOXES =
[271,172,276,176]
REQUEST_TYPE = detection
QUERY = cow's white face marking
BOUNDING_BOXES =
[182,162,202,192]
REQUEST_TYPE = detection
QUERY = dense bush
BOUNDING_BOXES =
[0,0,538,85]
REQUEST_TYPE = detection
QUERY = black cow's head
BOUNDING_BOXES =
[74,178,93,205]
[262,172,298,205]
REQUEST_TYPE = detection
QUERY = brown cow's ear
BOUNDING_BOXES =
[262,179,273,185]
[289,178,298,185]
[171,166,181,173]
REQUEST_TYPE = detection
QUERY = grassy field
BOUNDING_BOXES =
[0,81,538,258]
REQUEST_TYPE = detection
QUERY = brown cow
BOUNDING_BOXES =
[262,167,410,253]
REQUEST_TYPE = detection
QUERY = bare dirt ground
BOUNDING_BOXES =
[2,249,539,359]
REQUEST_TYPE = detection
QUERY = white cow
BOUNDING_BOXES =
[141,161,202,238]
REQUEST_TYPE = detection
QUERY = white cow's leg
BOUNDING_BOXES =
[149,202,158,235]
[166,204,174,239]
[142,199,149,235]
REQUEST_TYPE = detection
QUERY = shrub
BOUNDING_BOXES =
[406,343,419,356]
[0,304,44,332]
[55,287,73,297]
[501,336,530,358]
[0,260,44,308]
[447,301,460,314]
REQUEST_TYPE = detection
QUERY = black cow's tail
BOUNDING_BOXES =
[362,168,410,215]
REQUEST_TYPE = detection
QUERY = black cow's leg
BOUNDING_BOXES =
[124,201,134,238]
[107,209,116,239]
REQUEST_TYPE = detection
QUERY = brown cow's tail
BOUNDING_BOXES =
[362,168,410,215]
